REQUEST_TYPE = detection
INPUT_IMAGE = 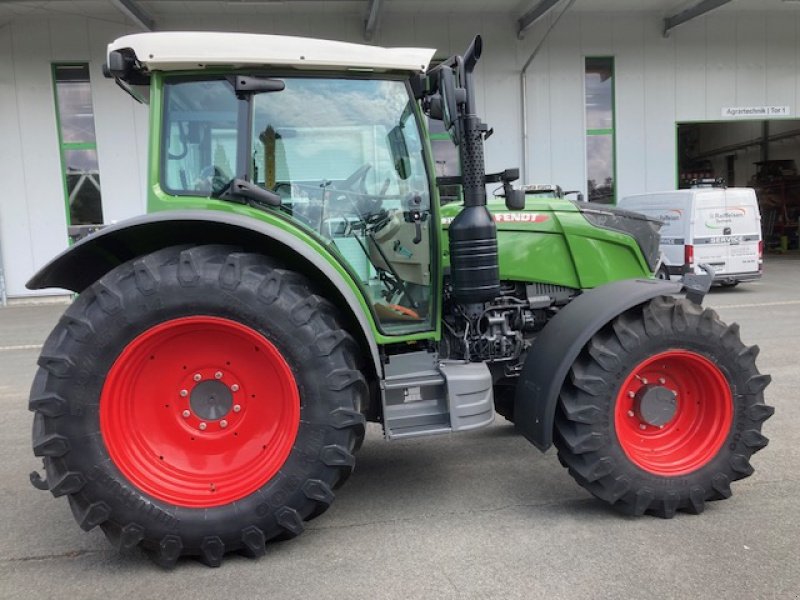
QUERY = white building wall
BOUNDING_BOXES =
[1,19,69,298]
[0,16,147,297]
[1,7,799,297]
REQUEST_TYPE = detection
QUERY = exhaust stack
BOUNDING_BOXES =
[444,36,501,307]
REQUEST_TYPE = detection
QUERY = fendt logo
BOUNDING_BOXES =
[494,213,550,223]
[441,213,550,226]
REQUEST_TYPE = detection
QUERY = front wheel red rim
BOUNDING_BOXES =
[614,350,733,476]
[100,316,300,507]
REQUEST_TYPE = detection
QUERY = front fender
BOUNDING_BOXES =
[514,278,683,451]
[27,210,382,375]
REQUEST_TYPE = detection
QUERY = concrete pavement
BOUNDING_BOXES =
[0,258,797,599]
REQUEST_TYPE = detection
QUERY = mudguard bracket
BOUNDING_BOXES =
[682,263,715,305]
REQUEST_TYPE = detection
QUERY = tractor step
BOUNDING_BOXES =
[381,351,494,439]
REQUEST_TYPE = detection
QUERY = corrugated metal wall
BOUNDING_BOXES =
[1,8,798,296]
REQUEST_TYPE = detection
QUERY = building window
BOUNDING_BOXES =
[585,57,616,204]
[53,64,103,242]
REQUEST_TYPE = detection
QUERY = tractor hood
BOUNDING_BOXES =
[573,202,662,272]
[441,195,659,289]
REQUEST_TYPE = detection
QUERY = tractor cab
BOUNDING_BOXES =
[109,32,439,333]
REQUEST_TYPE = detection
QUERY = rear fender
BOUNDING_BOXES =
[27,210,382,376]
[514,278,683,451]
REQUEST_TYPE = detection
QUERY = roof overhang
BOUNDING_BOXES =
[107,32,436,75]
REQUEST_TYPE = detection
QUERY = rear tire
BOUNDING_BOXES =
[553,296,773,517]
[30,245,367,566]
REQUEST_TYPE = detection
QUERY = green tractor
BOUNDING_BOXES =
[28,32,772,567]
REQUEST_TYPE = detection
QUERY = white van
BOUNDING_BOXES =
[618,186,763,285]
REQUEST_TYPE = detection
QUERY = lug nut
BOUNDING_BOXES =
[215,371,223,379]
[627,391,635,399]
[220,419,228,429]
[193,373,202,382]
[199,422,207,431]
[233,404,241,413]
[641,378,648,385]
[182,410,190,418]
[639,424,647,430]
[180,389,188,397]
[231,384,240,392]
[658,377,666,385]
[627,410,635,417]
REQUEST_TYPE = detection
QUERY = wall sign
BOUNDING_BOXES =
[721,106,791,118]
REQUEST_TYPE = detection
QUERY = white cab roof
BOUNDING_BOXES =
[108,32,436,73]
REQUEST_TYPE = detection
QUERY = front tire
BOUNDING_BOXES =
[30,245,367,566]
[553,296,773,517]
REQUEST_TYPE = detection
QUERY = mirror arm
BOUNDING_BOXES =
[221,178,282,208]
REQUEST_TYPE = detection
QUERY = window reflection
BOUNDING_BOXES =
[250,78,434,333]
[587,135,614,204]
[54,65,97,143]
[161,79,239,194]
[54,64,103,240]
[63,149,103,225]
[585,57,614,131]
[159,76,436,334]
[585,57,616,204]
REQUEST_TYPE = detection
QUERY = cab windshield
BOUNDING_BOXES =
[161,76,435,334]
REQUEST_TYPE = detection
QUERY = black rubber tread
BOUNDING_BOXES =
[29,245,368,567]
[553,295,773,518]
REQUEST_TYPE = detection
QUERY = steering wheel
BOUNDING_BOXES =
[340,163,373,193]
[335,163,392,219]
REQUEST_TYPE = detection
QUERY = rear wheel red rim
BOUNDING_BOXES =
[100,316,300,507]
[614,350,733,476]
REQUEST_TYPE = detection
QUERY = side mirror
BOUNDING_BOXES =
[564,190,585,202]
[438,68,461,146]
[387,125,411,180]
[426,94,444,120]
[503,181,526,210]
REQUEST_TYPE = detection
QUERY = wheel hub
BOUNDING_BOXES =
[190,380,233,421]
[177,368,244,432]
[635,384,677,427]
[100,316,300,507]
[614,349,733,476]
